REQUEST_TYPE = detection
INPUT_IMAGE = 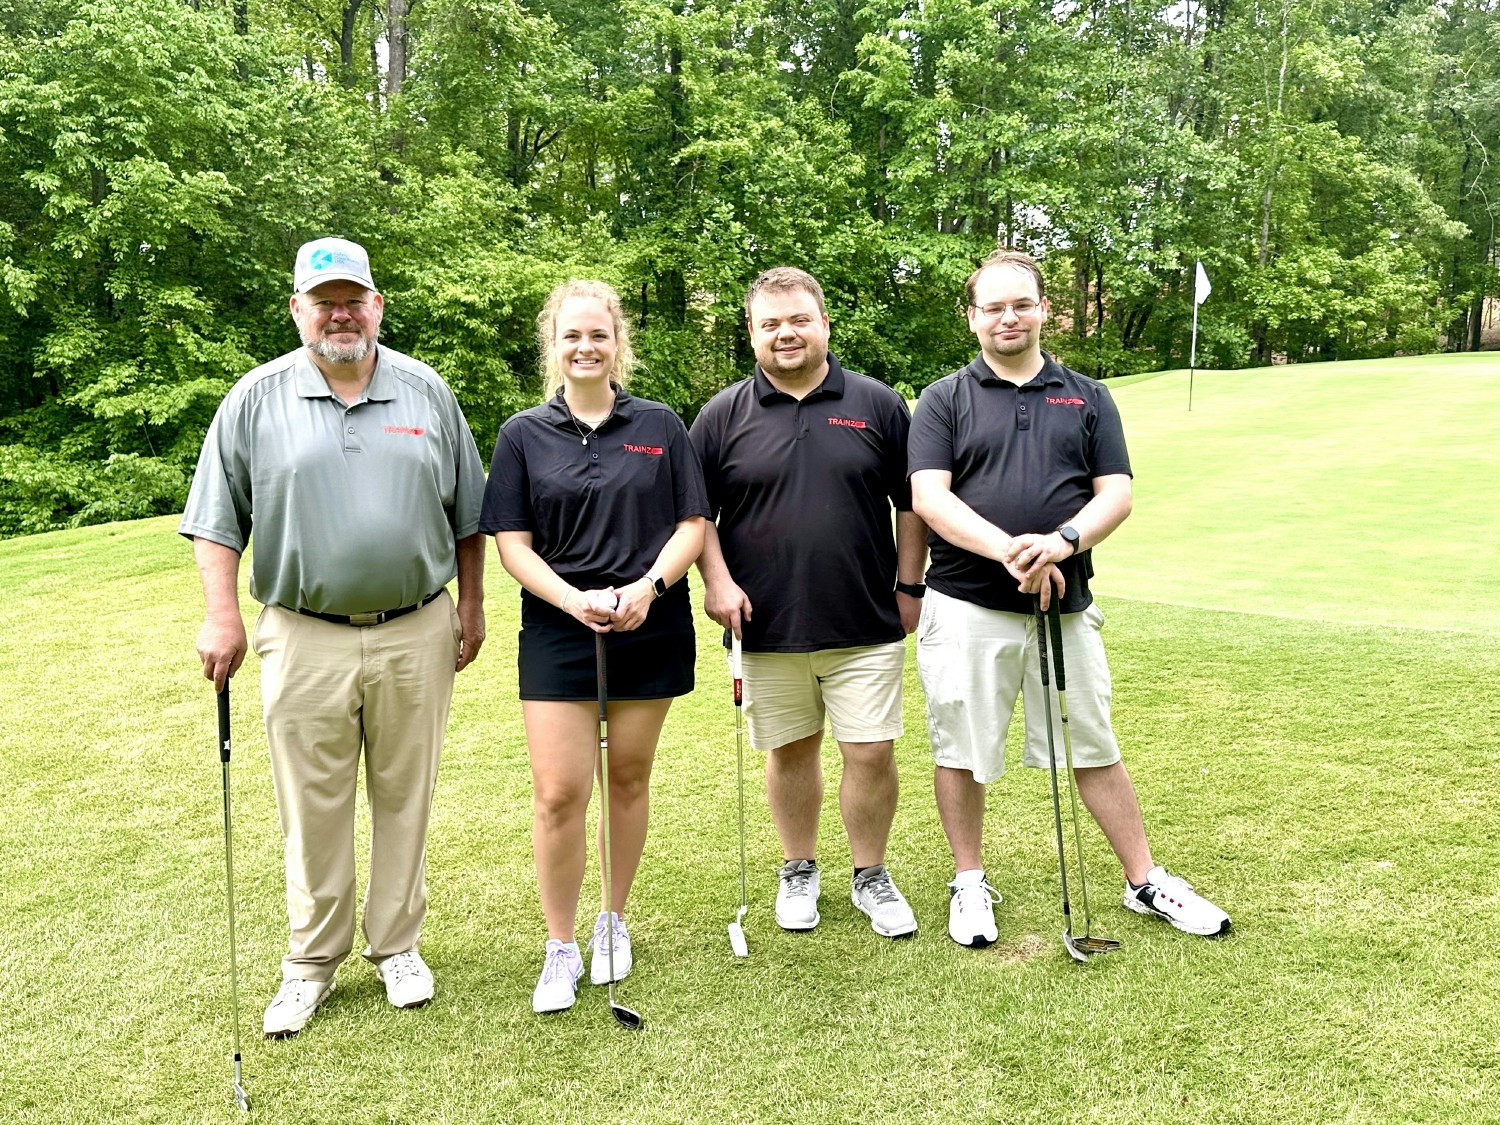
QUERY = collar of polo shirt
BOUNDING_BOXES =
[294,349,397,402]
[970,350,1068,389]
[543,384,637,429]
[753,351,847,403]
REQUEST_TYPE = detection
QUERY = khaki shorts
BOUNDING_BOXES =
[741,641,906,751]
[915,588,1120,784]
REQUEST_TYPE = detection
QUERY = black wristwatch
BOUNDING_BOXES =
[646,573,668,598]
[895,580,926,598]
[1057,526,1081,556]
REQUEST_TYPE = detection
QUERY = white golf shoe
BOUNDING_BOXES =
[851,865,917,937]
[947,872,1001,948]
[531,939,584,1014]
[588,911,633,984]
[1123,866,1231,936]
[262,977,335,1037]
[775,859,821,931]
[375,949,434,1009]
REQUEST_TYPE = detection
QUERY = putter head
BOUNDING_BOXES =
[610,1001,644,1031]
[728,919,748,958]
[1063,929,1121,961]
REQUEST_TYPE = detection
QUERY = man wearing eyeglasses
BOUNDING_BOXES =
[908,249,1230,948]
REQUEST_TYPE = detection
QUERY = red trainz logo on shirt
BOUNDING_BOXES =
[383,425,426,435]
[623,443,664,455]
[828,417,868,428]
[1046,397,1086,406]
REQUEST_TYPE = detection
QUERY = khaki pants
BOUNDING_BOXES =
[253,592,461,982]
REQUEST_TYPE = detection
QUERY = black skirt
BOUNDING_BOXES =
[518,581,696,701]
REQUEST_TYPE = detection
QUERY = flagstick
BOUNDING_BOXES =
[1188,298,1199,413]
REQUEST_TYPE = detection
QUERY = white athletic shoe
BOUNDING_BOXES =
[851,865,918,937]
[588,912,633,984]
[375,949,434,1009]
[947,874,1002,948]
[775,859,821,931]
[262,977,335,1037]
[1123,866,1231,936]
[531,939,584,1014]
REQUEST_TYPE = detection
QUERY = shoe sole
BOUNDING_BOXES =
[853,896,918,938]
[532,993,578,1014]
[775,908,820,931]
[390,994,433,1010]
[263,980,334,1038]
[1123,897,1232,937]
[948,930,996,949]
[589,961,632,985]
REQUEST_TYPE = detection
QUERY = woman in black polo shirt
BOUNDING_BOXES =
[480,279,708,1014]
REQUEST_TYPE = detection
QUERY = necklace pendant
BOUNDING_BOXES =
[581,435,588,446]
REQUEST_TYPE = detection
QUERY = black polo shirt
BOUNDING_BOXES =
[689,353,911,653]
[480,388,710,611]
[908,352,1132,615]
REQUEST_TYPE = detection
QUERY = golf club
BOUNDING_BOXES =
[1034,595,1117,962]
[726,630,748,958]
[217,683,251,1111]
[594,632,643,1031]
[1046,596,1120,958]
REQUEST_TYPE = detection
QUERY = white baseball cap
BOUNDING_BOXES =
[294,237,377,293]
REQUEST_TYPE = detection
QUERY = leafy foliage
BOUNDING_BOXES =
[0,0,1496,536]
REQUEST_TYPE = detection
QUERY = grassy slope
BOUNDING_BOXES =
[1101,353,1500,631]
[1,355,1498,1123]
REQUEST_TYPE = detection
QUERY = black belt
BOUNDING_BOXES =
[295,590,442,627]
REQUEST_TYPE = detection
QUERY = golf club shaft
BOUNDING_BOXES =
[594,633,617,987]
[1047,599,1096,938]
[731,632,747,912]
[217,683,248,1108]
[1033,600,1074,929]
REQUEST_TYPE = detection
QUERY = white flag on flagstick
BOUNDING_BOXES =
[1194,260,1212,306]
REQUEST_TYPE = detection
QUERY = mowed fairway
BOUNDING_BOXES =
[1103,353,1500,631]
[1,356,1498,1124]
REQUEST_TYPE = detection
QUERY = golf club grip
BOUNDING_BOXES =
[730,631,743,705]
[1033,597,1050,687]
[594,632,608,722]
[217,682,231,763]
[1046,599,1066,691]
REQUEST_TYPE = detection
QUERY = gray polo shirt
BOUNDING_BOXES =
[179,346,485,616]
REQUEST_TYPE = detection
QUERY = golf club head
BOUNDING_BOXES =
[728,919,748,958]
[232,1082,251,1112]
[1063,929,1120,961]
[609,1000,644,1031]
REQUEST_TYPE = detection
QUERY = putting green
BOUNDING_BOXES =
[1098,353,1500,633]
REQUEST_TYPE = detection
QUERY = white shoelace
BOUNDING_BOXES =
[951,881,1001,913]
[540,946,577,985]
[382,952,421,984]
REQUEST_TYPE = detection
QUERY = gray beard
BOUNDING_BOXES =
[305,333,375,365]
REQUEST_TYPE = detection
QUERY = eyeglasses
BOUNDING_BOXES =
[971,300,1041,319]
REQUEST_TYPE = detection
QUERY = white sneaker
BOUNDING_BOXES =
[947,874,1001,948]
[262,978,335,1037]
[588,912,633,984]
[1123,866,1231,936]
[775,859,821,931]
[851,865,917,937]
[375,949,434,1009]
[531,939,584,1014]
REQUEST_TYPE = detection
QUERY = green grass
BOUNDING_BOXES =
[2,355,1499,1123]
[1103,352,1500,631]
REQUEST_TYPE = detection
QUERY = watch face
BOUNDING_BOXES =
[651,576,667,598]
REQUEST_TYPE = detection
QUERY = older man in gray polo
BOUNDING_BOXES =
[181,237,486,1036]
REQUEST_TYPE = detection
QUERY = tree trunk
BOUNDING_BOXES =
[386,0,409,96]
[339,0,364,87]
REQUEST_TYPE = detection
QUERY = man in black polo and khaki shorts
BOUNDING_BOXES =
[909,249,1230,948]
[181,237,487,1035]
[690,267,927,938]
